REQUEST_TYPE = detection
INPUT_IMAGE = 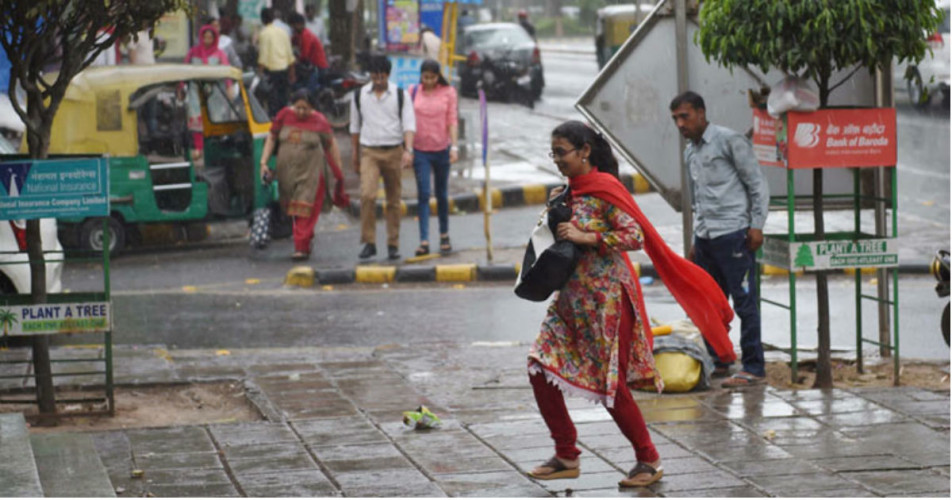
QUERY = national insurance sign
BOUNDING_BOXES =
[0,157,109,220]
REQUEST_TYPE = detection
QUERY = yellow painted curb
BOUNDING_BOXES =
[474,187,503,211]
[285,266,315,287]
[436,263,477,282]
[633,174,651,194]
[355,266,396,283]
[522,184,549,206]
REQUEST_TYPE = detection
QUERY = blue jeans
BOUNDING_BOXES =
[413,148,451,243]
[694,229,765,377]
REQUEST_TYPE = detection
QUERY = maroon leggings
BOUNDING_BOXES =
[292,176,326,253]
[530,292,659,463]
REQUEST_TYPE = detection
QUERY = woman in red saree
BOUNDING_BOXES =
[259,89,348,260]
[527,121,734,488]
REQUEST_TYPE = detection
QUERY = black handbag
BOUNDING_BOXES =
[514,187,581,302]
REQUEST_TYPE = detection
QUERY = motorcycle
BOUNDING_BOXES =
[294,59,369,129]
[932,249,950,346]
[476,50,535,109]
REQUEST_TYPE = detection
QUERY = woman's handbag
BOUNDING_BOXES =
[514,188,580,302]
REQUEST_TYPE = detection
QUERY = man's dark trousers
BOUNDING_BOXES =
[264,69,290,118]
[694,228,765,377]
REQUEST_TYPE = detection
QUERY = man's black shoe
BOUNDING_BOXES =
[387,245,400,260]
[359,244,376,260]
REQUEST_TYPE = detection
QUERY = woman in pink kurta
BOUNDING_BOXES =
[409,59,459,256]
[183,24,229,158]
[526,121,664,488]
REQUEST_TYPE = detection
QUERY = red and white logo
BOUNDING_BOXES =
[793,122,821,148]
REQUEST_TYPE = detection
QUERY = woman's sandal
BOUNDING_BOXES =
[618,461,663,488]
[439,235,452,254]
[415,243,430,257]
[527,456,580,480]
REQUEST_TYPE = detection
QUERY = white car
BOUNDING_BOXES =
[0,218,64,295]
[897,0,950,108]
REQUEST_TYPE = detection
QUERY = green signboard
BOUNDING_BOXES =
[762,235,899,271]
[0,302,111,336]
[0,158,109,220]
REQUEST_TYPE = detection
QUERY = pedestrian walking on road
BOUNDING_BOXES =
[184,24,229,160]
[670,91,770,388]
[350,55,416,261]
[409,59,458,256]
[259,89,347,260]
[526,120,735,488]
[257,7,296,118]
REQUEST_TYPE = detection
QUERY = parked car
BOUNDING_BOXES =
[457,23,544,101]
[897,0,950,108]
[0,218,64,295]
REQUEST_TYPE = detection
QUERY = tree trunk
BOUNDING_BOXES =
[27,113,56,420]
[329,0,354,66]
[813,73,833,389]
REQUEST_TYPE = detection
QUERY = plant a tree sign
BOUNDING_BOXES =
[0,302,111,337]
[762,236,899,272]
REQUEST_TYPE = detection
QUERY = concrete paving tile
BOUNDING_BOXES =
[237,469,339,497]
[292,415,377,435]
[693,443,792,463]
[532,471,623,493]
[146,482,239,497]
[226,448,317,476]
[175,365,246,380]
[842,469,952,496]
[769,388,850,402]
[889,399,950,416]
[435,471,550,497]
[208,422,298,448]
[282,403,358,419]
[647,469,747,494]
[146,467,231,485]
[420,454,514,475]
[676,429,763,449]
[641,406,725,423]
[135,451,221,470]
[562,486,657,497]
[657,486,765,497]
[650,420,744,437]
[575,420,634,436]
[793,397,888,415]
[906,490,952,497]
[579,431,669,450]
[597,443,695,467]
[500,445,559,464]
[936,466,950,476]
[720,400,802,419]
[785,488,878,497]
[126,426,215,455]
[449,388,536,410]
[245,363,320,376]
[654,456,719,476]
[515,457,618,475]
[899,451,952,467]
[718,457,822,477]
[333,468,434,491]
[221,441,309,460]
[344,482,447,497]
[314,442,403,462]
[766,427,846,446]
[743,416,825,432]
[916,413,951,430]
[837,422,949,448]
[813,454,922,472]
[91,431,133,471]
[635,395,704,410]
[747,471,864,496]
[468,419,551,439]
[815,408,911,427]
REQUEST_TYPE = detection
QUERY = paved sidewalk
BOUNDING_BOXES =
[2,343,948,497]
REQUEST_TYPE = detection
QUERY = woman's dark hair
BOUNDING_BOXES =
[290,88,312,107]
[551,120,619,179]
[288,12,306,26]
[419,59,449,87]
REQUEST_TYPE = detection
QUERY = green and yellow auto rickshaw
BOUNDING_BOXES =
[596,4,649,69]
[43,64,280,253]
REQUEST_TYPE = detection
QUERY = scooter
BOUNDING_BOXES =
[477,50,535,110]
[931,249,950,346]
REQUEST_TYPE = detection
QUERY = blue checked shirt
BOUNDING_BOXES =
[684,124,769,239]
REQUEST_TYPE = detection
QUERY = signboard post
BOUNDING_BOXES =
[0,157,114,417]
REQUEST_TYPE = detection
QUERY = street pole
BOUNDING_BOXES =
[479,88,493,263]
[674,0,693,254]
[875,66,893,358]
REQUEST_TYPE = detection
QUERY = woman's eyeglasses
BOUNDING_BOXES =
[548,148,576,159]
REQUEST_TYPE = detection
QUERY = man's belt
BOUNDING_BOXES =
[362,144,403,150]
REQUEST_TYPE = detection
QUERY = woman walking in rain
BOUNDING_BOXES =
[526,121,735,487]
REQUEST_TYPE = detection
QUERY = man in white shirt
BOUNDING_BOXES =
[350,55,416,261]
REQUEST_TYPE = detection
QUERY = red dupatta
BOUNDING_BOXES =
[569,169,737,363]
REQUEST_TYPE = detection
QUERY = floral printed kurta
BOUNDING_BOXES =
[528,193,661,407]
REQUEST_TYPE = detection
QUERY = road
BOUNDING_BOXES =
[53,41,950,363]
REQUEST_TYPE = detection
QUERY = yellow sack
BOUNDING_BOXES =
[653,351,702,393]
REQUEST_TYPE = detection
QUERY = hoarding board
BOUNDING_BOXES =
[0,158,109,220]
[0,302,111,336]
[762,235,899,271]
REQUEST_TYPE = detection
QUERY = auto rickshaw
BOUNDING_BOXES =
[596,5,648,69]
[42,64,281,254]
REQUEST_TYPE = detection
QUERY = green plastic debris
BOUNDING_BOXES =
[402,405,442,429]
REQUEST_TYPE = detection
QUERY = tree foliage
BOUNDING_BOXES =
[696,0,943,105]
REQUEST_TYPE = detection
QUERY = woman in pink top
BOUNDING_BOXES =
[183,24,229,159]
[410,59,459,256]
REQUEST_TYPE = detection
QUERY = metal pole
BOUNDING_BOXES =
[674,0,693,254]
[875,67,893,357]
[854,168,864,374]
[787,168,798,383]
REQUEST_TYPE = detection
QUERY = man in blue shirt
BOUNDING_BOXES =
[670,91,770,388]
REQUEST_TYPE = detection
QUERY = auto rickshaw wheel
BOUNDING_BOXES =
[79,216,126,256]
